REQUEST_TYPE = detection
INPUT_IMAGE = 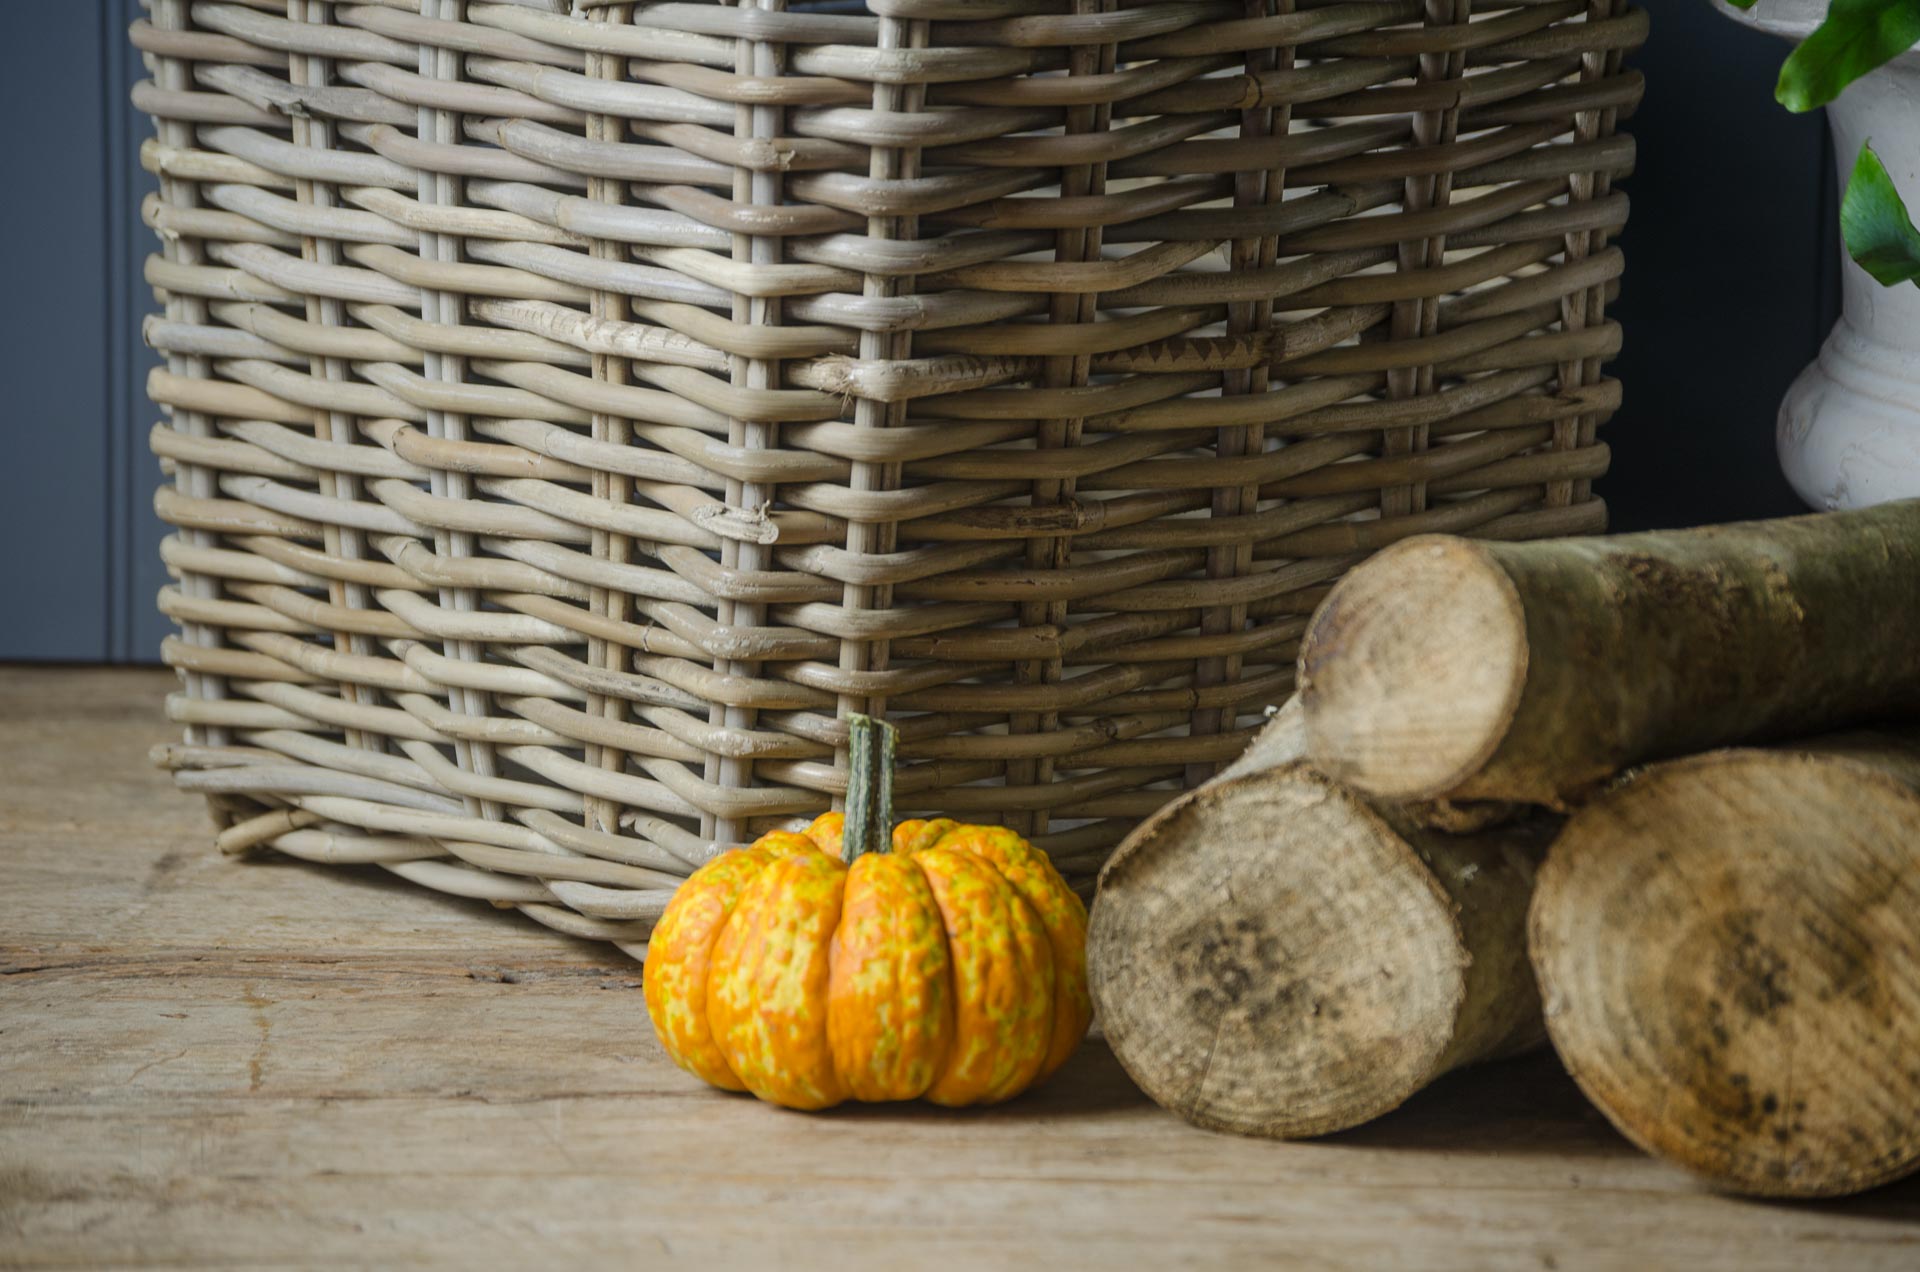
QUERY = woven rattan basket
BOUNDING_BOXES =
[137,0,1642,960]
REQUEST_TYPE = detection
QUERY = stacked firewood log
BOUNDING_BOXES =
[1089,502,1920,1199]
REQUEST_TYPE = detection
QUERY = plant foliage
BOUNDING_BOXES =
[1841,142,1920,285]
[1774,0,1920,111]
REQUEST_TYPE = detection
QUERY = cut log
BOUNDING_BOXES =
[1088,704,1557,1138]
[1297,502,1920,805]
[1529,732,1920,1198]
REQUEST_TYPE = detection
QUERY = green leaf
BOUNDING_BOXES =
[1724,0,1761,9]
[1841,143,1920,287]
[1775,0,1920,112]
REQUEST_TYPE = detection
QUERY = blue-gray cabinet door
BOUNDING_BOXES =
[1,0,165,662]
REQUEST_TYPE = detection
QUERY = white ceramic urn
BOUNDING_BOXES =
[1716,0,1920,509]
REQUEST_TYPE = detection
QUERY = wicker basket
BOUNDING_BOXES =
[136,0,1642,959]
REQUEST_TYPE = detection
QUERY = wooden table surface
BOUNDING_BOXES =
[4,667,1918,1270]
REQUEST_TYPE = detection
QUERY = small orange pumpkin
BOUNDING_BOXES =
[643,715,1091,1110]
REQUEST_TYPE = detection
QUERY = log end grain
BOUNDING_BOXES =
[1298,535,1529,803]
[1088,769,1473,1139]
[1530,748,1920,1198]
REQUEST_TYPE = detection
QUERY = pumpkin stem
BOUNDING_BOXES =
[843,712,897,865]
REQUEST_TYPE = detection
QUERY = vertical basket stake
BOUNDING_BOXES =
[842,713,897,866]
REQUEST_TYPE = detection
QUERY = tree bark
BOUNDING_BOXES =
[1529,731,1920,1198]
[1088,704,1556,1138]
[1297,502,1920,805]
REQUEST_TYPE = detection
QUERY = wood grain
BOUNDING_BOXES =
[1298,505,1920,805]
[1090,704,1558,1140]
[4,668,1919,1269]
[1531,734,1920,1198]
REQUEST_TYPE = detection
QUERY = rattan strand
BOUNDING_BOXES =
[136,0,1640,960]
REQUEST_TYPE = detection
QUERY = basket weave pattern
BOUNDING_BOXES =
[138,0,1641,957]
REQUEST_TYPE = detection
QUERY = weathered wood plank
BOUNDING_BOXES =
[2,668,1918,1269]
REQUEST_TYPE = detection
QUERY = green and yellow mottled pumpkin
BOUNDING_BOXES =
[643,716,1091,1110]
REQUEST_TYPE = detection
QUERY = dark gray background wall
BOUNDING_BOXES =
[0,0,1833,662]
[1606,0,1834,532]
